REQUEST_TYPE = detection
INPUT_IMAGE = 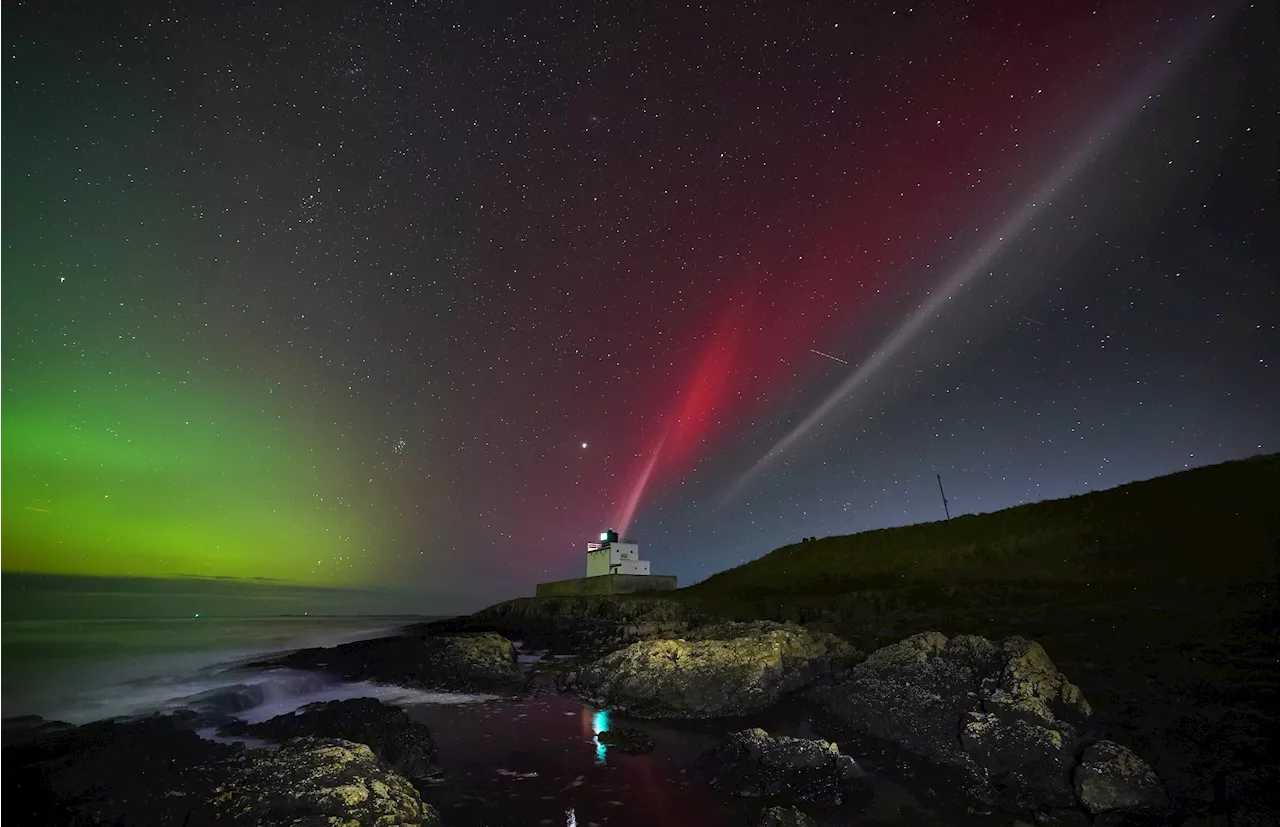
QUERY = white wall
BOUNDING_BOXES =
[585,542,651,577]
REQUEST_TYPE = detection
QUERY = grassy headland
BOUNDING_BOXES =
[687,453,1279,597]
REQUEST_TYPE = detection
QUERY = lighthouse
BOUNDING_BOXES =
[585,529,651,577]
[535,529,677,597]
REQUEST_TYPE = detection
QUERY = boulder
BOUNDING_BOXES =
[704,727,865,806]
[1073,740,1167,814]
[806,632,1091,811]
[596,725,655,754]
[757,805,819,827]
[211,737,440,827]
[219,698,440,782]
[808,632,1088,760]
[268,632,523,693]
[561,621,858,718]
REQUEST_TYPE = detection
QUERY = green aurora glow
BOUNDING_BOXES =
[1,85,423,589]
[3,365,380,585]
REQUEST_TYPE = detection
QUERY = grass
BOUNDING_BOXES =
[683,453,1280,598]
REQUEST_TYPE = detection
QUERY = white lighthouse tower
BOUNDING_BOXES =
[585,529,651,577]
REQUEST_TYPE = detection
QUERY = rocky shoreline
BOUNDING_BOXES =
[5,591,1276,827]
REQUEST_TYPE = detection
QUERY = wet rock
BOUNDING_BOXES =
[1222,764,1279,827]
[1073,740,1167,814]
[2,715,236,826]
[219,698,441,782]
[596,725,655,754]
[560,621,859,718]
[704,727,865,806]
[757,804,818,827]
[212,737,440,827]
[267,631,523,693]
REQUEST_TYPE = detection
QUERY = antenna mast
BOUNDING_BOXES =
[936,474,951,520]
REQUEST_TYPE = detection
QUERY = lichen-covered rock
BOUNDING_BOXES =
[437,595,712,655]
[596,725,655,754]
[219,698,441,782]
[757,805,819,827]
[211,737,440,827]
[704,727,865,806]
[961,712,1064,773]
[560,622,858,718]
[269,632,523,692]
[1073,740,1167,814]
[805,632,1091,811]
[807,632,1088,762]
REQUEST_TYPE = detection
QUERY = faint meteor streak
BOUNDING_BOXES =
[722,11,1226,505]
[24,506,52,513]
[810,349,850,365]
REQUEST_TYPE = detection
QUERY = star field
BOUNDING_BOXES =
[3,0,1276,612]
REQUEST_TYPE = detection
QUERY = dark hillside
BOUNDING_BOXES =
[690,454,1280,596]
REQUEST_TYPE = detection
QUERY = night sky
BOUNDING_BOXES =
[4,1,1277,614]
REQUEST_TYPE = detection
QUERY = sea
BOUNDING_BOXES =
[1,614,993,827]
[0,614,457,723]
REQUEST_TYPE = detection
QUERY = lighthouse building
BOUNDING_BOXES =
[535,529,677,596]
[586,529,651,576]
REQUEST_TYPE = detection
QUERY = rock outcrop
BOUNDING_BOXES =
[806,632,1106,811]
[429,595,711,655]
[212,737,440,827]
[704,727,864,806]
[267,632,523,693]
[5,717,442,827]
[596,725,655,754]
[560,621,859,718]
[219,698,441,783]
[1073,740,1167,814]
[3,715,235,826]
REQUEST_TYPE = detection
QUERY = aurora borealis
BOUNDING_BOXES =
[4,0,1277,613]
[2,364,373,583]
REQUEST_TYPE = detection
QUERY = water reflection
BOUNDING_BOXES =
[592,708,611,763]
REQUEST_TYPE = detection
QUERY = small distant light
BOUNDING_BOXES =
[194,612,200,618]
[582,442,588,448]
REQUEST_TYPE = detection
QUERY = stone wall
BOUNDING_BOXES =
[535,574,678,597]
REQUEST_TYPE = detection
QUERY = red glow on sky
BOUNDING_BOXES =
[613,1,1197,530]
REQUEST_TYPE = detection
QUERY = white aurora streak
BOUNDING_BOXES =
[615,432,667,535]
[722,10,1228,505]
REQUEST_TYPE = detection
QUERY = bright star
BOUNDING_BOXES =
[581,442,588,449]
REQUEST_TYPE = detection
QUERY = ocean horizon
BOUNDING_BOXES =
[1,613,452,724]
